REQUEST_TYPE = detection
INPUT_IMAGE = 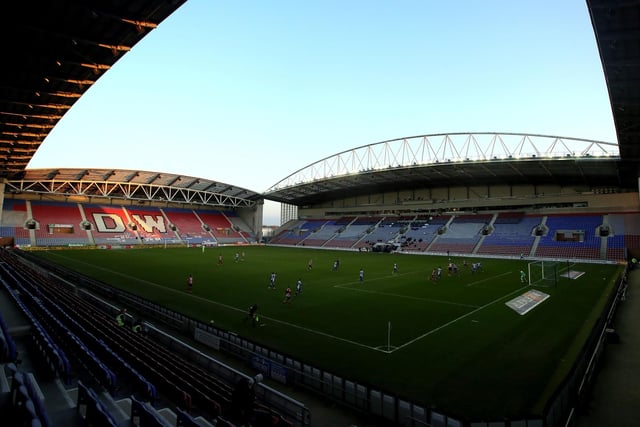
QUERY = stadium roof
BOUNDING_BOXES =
[4,168,262,208]
[264,133,623,205]
[0,0,186,178]
[588,0,640,173]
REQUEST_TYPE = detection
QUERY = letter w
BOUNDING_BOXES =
[131,215,167,233]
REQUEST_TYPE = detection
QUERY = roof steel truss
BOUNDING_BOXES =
[4,179,255,208]
[268,132,618,191]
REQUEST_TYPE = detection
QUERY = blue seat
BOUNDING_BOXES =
[23,399,38,422]
[77,381,119,427]
[131,395,172,427]
[176,407,201,427]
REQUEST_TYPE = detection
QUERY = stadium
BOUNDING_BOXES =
[0,1,638,427]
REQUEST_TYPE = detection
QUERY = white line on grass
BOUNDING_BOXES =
[465,271,513,287]
[334,281,479,308]
[257,315,382,352]
[44,252,386,352]
[392,283,530,353]
[45,252,253,315]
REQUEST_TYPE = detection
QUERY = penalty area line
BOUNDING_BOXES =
[390,284,531,353]
[465,271,513,287]
[334,282,479,308]
[374,345,398,354]
[257,315,385,353]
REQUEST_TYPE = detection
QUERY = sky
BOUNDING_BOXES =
[27,0,617,225]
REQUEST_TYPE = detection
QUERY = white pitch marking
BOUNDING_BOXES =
[44,252,387,352]
[465,271,513,287]
[334,282,479,308]
[391,284,531,352]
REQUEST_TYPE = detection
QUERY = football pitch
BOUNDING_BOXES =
[34,246,622,419]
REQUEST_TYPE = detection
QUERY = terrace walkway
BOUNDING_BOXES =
[574,266,640,427]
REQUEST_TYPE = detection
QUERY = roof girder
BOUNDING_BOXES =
[4,179,256,209]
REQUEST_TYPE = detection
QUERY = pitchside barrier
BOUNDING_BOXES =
[547,265,629,427]
[16,250,628,427]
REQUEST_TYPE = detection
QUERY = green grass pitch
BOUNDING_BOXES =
[34,246,621,419]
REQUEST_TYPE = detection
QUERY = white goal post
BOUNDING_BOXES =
[528,260,559,287]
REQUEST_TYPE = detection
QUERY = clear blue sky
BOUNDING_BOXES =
[28,0,617,225]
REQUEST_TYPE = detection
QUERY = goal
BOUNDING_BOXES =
[528,260,558,287]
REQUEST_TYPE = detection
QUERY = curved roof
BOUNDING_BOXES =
[4,168,261,208]
[264,133,622,205]
[0,0,186,178]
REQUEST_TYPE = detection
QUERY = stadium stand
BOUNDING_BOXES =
[477,213,540,257]
[401,215,450,252]
[0,312,17,364]
[534,214,603,260]
[428,214,493,254]
[6,362,53,427]
[323,217,380,249]
[224,211,257,242]
[0,201,263,248]
[299,220,341,247]
[268,219,307,245]
[76,380,120,427]
[265,211,639,263]
[1,199,31,246]
[0,273,71,383]
[162,207,214,245]
[0,247,300,426]
[82,204,140,245]
[30,201,91,247]
[605,212,640,260]
[124,206,176,245]
[270,219,327,246]
[197,211,244,244]
[356,216,404,249]
[9,197,634,265]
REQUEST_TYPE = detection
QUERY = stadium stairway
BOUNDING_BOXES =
[425,215,455,252]
[528,215,546,256]
[471,212,497,254]
[599,237,607,259]
[472,232,487,254]
[574,266,640,427]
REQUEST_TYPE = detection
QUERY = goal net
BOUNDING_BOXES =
[528,260,559,287]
